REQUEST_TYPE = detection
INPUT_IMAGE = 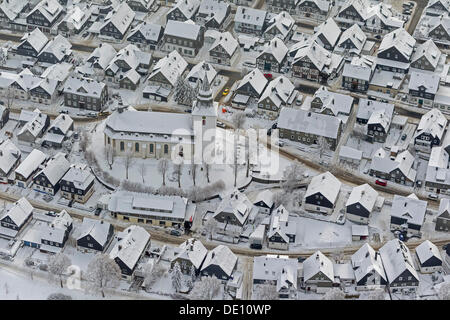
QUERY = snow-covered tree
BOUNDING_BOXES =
[254,283,279,300]
[322,288,345,300]
[174,76,198,106]
[105,144,114,168]
[203,218,218,240]
[231,111,246,131]
[158,158,170,186]
[189,265,197,283]
[281,161,304,192]
[317,136,332,159]
[48,253,71,288]
[139,162,146,183]
[188,276,221,300]
[173,163,182,188]
[190,163,197,186]
[438,282,450,300]
[86,254,121,298]
[171,262,183,293]
[123,151,134,180]
[143,262,167,291]
[272,190,290,208]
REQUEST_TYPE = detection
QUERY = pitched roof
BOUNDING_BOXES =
[378,28,416,60]
[415,240,442,265]
[346,184,378,212]
[87,43,117,70]
[305,171,341,204]
[169,0,200,20]
[35,152,69,186]
[265,11,294,39]
[235,6,266,27]
[408,71,440,95]
[258,37,288,64]
[209,31,238,56]
[411,40,442,70]
[314,18,341,48]
[63,77,106,99]
[351,243,386,284]
[172,238,207,270]
[201,245,237,277]
[164,19,201,41]
[27,0,63,24]
[149,50,188,86]
[414,108,447,141]
[1,197,32,227]
[379,239,419,284]
[62,163,94,190]
[128,22,163,42]
[15,149,47,179]
[391,194,427,226]
[303,251,334,282]
[101,2,135,35]
[212,190,253,226]
[0,139,21,175]
[19,28,49,53]
[236,68,268,96]
[258,76,294,107]
[109,225,150,270]
[77,218,112,247]
[39,35,72,61]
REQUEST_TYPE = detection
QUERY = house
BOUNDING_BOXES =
[351,243,387,290]
[15,28,49,58]
[414,108,447,153]
[342,56,376,92]
[99,2,135,40]
[267,205,296,250]
[201,245,238,281]
[264,11,295,41]
[256,37,288,73]
[26,0,64,33]
[14,149,47,188]
[410,40,443,72]
[425,0,450,16]
[253,189,274,214]
[252,255,298,299]
[17,111,50,144]
[351,225,369,241]
[29,78,59,105]
[196,0,231,30]
[211,189,254,229]
[415,240,443,273]
[0,139,21,183]
[367,109,392,143]
[257,76,295,118]
[313,18,341,51]
[427,14,450,46]
[297,0,330,21]
[186,61,217,87]
[40,63,72,91]
[162,20,204,58]
[86,43,117,71]
[390,194,427,236]
[127,22,164,50]
[142,85,171,102]
[108,191,194,228]
[310,86,354,122]
[249,225,265,249]
[292,40,344,84]
[77,218,114,253]
[376,28,416,74]
[335,24,367,56]
[60,163,95,203]
[302,251,334,293]
[22,210,73,253]
[63,77,109,111]
[370,149,417,186]
[58,4,93,36]
[167,0,200,22]
[127,0,155,12]
[339,146,362,165]
[109,225,151,280]
[208,32,238,66]
[33,152,70,195]
[147,50,188,89]
[0,105,9,129]
[408,71,441,109]
[0,0,29,30]
[38,35,72,64]
[42,114,74,148]
[379,239,419,293]
[171,238,207,274]
[346,184,378,224]
[356,99,394,125]
[436,198,450,232]
[0,197,33,239]
[235,68,268,98]
[304,171,341,215]
[234,6,267,35]
[426,147,450,196]
[278,107,343,151]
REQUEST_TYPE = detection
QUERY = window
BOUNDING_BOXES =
[120,141,124,151]
[164,144,169,154]
[149,144,154,153]
[135,143,139,152]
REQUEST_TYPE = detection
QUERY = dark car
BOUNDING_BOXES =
[401,134,407,140]
[170,229,182,236]
[94,208,102,216]
[267,128,272,136]
[375,35,381,40]
[250,243,262,250]
[271,122,277,129]
[297,256,306,263]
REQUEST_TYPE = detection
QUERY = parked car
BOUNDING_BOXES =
[276,140,284,147]
[170,229,182,236]
[243,60,256,68]
[271,122,277,129]
[263,73,273,80]
[94,208,102,216]
[375,179,387,186]
[222,88,230,96]
[217,121,226,128]
[250,243,262,249]
[427,193,438,201]
[296,94,303,106]
[59,109,69,114]
[297,256,306,263]
[336,213,346,225]
[401,134,407,140]
[267,128,272,136]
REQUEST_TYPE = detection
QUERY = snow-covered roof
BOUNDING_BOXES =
[209,31,238,57]
[378,28,416,61]
[408,71,440,95]
[379,239,419,285]
[198,0,229,25]
[236,68,268,96]
[253,189,274,208]
[172,238,207,270]
[429,146,448,169]
[293,40,343,75]
[39,35,72,62]
[62,163,94,191]
[414,108,447,141]
[41,63,72,83]
[128,22,163,42]
[64,77,106,99]
[258,76,294,108]
[149,50,188,87]
[351,225,368,236]
[17,111,48,139]
[367,109,392,131]
[15,149,47,179]
[235,6,266,27]
[77,218,112,247]
[35,152,69,186]
[253,255,298,289]
[299,0,330,12]
[27,0,63,24]
[258,37,288,64]
[0,139,21,175]
[391,194,427,227]
[305,171,341,204]
[303,251,334,282]
[411,40,442,70]
[201,245,237,277]
[336,23,366,55]
[109,225,150,271]
[62,4,92,32]
[19,28,49,53]
[87,43,117,70]
[351,243,386,284]
[164,19,202,41]
[265,11,294,39]
[106,44,151,74]
[186,61,217,85]
[415,240,442,265]
[1,197,33,227]
[339,146,362,161]
[101,2,135,36]
[278,107,342,140]
[0,0,27,21]
[356,99,394,121]
[169,0,200,20]
[346,184,378,212]
[314,18,341,49]
[312,86,354,116]
[49,114,73,136]
[212,189,253,226]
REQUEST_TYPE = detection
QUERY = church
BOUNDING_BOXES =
[103,72,218,162]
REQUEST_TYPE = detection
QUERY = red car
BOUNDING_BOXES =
[264,73,273,80]
[375,179,387,186]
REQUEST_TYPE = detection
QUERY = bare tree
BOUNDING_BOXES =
[281,161,304,192]
[173,163,182,188]
[188,276,221,300]
[143,262,167,291]
[4,87,15,110]
[48,253,71,288]
[105,144,114,169]
[253,283,279,300]
[157,158,170,186]
[86,254,121,298]
[317,136,332,159]
[123,151,134,180]
[203,218,218,240]
[190,163,197,186]
[79,129,90,153]
[231,111,246,132]
[205,163,211,183]
[322,288,345,300]
[272,191,290,208]
[140,162,146,184]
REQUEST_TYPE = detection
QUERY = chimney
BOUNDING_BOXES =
[211,252,215,259]
[118,245,122,250]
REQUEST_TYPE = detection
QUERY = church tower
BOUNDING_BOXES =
[192,65,218,162]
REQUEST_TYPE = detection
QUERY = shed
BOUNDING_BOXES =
[352,225,369,241]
